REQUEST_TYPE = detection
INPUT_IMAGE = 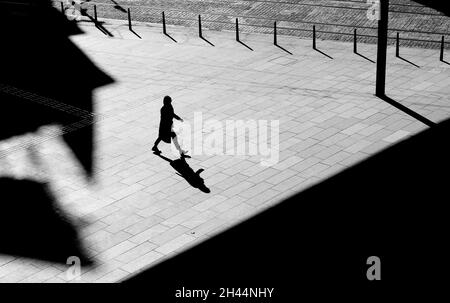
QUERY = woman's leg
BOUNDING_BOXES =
[152,138,162,151]
[172,134,189,157]
[172,135,182,153]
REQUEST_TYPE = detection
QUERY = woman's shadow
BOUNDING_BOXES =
[154,153,211,193]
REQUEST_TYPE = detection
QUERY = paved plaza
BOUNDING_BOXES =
[0,18,449,283]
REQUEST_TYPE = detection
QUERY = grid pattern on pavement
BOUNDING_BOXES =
[0,19,449,283]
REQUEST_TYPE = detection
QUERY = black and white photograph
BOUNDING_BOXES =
[0,0,449,300]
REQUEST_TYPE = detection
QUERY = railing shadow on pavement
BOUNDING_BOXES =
[162,11,177,43]
[235,18,253,51]
[397,55,420,68]
[110,0,127,13]
[356,52,375,63]
[313,25,333,59]
[274,22,293,55]
[80,8,114,37]
[198,15,214,46]
[378,94,435,127]
[127,8,142,39]
[396,33,419,67]
[72,2,450,62]
[354,29,375,63]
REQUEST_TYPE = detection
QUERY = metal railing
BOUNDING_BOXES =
[55,1,449,62]
[61,1,449,49]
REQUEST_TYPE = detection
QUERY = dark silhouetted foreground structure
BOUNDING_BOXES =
[412,0,450,16]
[0,0,113,263]
[0,178,92,264]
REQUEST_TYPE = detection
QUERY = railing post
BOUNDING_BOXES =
[376,0,389,97]
[236,18,239,41]
[440,36,445,61]
[354,28,357,53]
[274,21,277,45]
[313,25,316,49]
[127,8,132,31]
[162,11,167,34]
[94,5,97,22]
[396,32,400,57]
[198,15,202,38]
[60,1,64,12]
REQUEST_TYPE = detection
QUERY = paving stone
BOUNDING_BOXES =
[149,225,190,246]
[89,231,133,253]
[115,242,157,264]
[0,265,41,283]
[300,163,331,178]
[121,251,164,273]
[322,151,352,166]
[124,215,164,235]
[98,241,137,261]
[105,214,144,234]
[95,269,130,283]
[20,267,63,283]
[266,169,299,185]
[383,130,411,143]
[161,209,201,228]
[155,234,197,255]
[190,218,228,238]
[345,140,373,154]
[193,195,228,212]
[129,224,170,245]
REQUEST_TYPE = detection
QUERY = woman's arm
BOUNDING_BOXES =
[173,113,183,122]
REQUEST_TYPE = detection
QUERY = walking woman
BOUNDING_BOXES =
[152,96,188,157]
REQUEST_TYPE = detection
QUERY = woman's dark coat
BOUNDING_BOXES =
[158,104,179,143]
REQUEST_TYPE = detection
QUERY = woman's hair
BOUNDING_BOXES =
[163,95,172,105]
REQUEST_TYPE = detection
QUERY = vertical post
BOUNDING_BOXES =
[94,5,97,22]
[274,21,277,45]
[354,28,357,53]
[376,0,389,97]
[313,25,316,49]
[162,11,167,34]
[236,18,239,41]
[198,15,202,38]
[440,36,445,61]
[60,1,64,12]
[127,8,132,31]
[396,32,400,57]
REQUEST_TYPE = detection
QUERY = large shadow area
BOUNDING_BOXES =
[412,0,450,16]
[0,178,92,264]
[125,118,450,297]
[0,0,113,263]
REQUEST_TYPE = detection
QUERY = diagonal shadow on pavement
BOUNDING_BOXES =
[397,55,420,68]
[378,94,435,127]
[356,51,375,63]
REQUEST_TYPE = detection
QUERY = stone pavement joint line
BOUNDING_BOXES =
[0,19,449,283]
